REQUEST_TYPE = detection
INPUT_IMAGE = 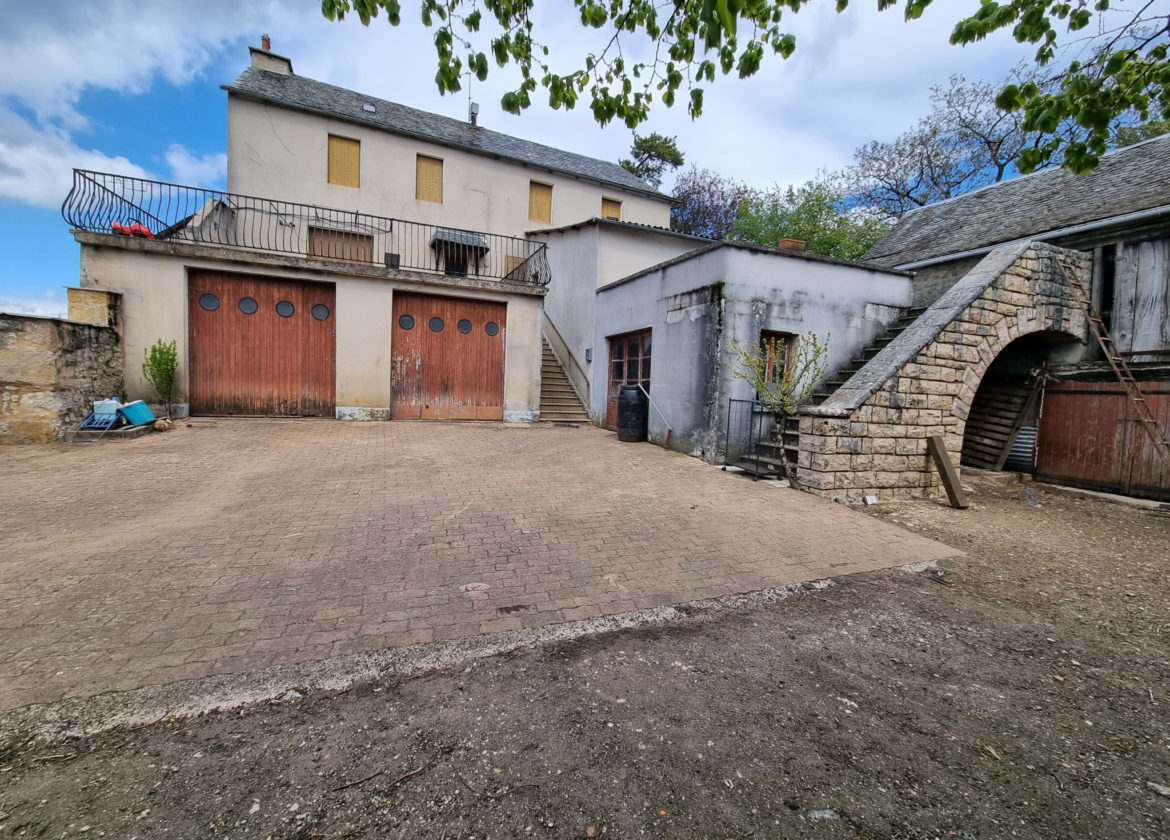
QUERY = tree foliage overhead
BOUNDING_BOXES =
[321,0,1170,174]
[670,165,757,239]
[732,176,890,260]
[619,132,685,187]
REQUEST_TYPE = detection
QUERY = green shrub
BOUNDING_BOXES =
[142,339,178,418]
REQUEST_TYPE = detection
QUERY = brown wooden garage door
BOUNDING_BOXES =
[391,292,506,420]
[188,271,335,416]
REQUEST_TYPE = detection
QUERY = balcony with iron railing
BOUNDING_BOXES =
[61,169,551,287]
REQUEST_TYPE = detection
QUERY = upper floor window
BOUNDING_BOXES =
[327,135,360,188]
[601,198,622,221]
[529,181,552,223]
[416,155,443,203]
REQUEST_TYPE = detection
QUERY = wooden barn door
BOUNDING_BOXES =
[188,271,335,416]
[391,292,506,420]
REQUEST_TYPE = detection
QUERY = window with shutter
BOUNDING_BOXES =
[528,181,552,223]
[327,136,360,188]
[308,227,374,263]
[416,155,443,203]
[601,198,622,220]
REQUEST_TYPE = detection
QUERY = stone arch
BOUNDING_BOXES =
[797,241,1090,503]
[959,331,1082,470]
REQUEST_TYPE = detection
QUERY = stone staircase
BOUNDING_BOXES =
[745,306,929,477]
[539,340,590,423]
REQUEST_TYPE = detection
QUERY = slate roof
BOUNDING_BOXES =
[224,66,669,201]
[864,133,1170,268]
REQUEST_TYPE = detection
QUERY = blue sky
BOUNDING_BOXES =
[0,0,1038,316]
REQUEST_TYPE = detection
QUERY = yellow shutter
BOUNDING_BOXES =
[601,198,622,220]
[327,135,360,188]
[416,155,443,203]
[528,181,552,223]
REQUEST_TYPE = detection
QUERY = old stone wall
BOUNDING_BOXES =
[1,313,123,443]
[797,242,1090,503]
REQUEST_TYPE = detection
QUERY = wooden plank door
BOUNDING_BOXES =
[605,329,652,427]
[391,292,506,420]
[188,271,335,416]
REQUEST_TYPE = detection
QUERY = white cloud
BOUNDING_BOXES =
[0,295,67,318]
[165,145,227,187]
[0,111,151,208]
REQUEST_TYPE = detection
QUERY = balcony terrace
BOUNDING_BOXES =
[61,170,550,287]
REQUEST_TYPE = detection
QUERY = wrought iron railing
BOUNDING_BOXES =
[61,169,550,286]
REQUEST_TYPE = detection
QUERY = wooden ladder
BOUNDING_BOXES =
[1056,258,1170,469]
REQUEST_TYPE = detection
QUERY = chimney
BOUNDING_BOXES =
[469,101,480,126]
[777,238,806,252]
[250,34,293,74]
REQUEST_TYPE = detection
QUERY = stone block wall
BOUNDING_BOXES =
[1,312,123,443]
[797,242,1090,503]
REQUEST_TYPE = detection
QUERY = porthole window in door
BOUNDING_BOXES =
[276,300,295,318]
[238,296,258,315]
[457,318,472,334]
[429,316,444,332]
[485,321,500,336]
[311,304,330,321]
[398,314,415,330]
[199,293,220,311]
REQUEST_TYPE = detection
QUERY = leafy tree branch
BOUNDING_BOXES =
[321,0,1169,173]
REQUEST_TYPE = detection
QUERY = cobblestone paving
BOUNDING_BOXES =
[0,421,958,710]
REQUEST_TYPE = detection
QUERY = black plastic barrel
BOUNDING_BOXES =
[616,384,648,442]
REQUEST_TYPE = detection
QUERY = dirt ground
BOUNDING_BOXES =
[1,471,1168,839]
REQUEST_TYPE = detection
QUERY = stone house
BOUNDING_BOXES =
[859,135,1170,500]
[55,40,675,426]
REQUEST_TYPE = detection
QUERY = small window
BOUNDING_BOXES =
[198,293,220,311]
[457,319,472,334]
[429,317,444,332]
[601,198,621,220]
[760,331,794,384]
[309,227,373,263]
[528,181,552,223]
[416,155,443,203]
[311,304,330,321]
[276,300,295,318]
[485,321,500,337]
[398,314,415,330]
[238,297,258,314]
[327,135,360,188]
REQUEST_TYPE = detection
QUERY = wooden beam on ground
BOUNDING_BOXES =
[927,435,970,510]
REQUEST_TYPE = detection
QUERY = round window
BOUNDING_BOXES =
[485,321,500,337]
[398,314,415,330]
[198,293,220,312]
[238,297,258,315]
[276,300,295,318]
[429,317,444,332]
[457,319,472,334]
[311,304,330,321]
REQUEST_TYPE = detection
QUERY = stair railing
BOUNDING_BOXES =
[541,312,591,405]
[637,384,674,449]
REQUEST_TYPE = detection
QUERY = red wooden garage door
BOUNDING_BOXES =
[188,271,335,416]
[391,292,506,420]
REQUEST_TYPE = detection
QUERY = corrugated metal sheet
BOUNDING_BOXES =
[1004,425,1037,471]
[1036,381,1170,500]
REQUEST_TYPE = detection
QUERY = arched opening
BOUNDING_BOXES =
[961,331,1081,471]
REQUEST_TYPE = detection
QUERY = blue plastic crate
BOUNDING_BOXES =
[118,400,156,426]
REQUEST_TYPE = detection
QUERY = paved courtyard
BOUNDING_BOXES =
[0,421,957,711]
